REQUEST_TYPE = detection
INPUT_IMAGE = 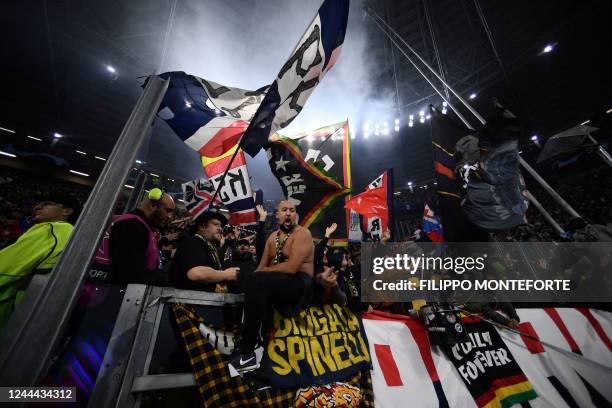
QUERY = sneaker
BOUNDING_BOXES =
[229,352,260,374]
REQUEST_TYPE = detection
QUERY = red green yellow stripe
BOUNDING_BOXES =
[476,374,536,408]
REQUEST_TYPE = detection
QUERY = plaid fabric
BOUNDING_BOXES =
[171,304,374,408]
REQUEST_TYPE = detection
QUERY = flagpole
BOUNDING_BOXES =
[364,6,582,223]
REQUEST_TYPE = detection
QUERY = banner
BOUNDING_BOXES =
[260,304,372,388]
[363,308,612,408]
[274,120,352,244]
[441,318,537,408]
[201,145,258,226]
[266,136,350,237]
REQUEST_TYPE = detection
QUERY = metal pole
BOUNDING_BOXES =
[524,190,565,236]
[0,75,169,387]
[365,10,475,130]
[364,5,487,125]
[587,134,612,167]
[125,170,149,213]
[520,158,580,219]
[365,6,582,221]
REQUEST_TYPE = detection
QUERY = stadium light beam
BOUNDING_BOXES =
[0,150,17,158]
[27,136,42,141]
[94,156,106,161]
[75,150,86,155]
[0,126,15,134]
[69,170,90,177]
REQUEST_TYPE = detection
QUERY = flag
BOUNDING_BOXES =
[157,71,267,158]
[430,106,487,242]
[345,186,388,219]
[241,0,350,156]
[156,0,349,160]
[266,136,350,235]
[346,170,393,241]
[200,145,258,227]
[423,202,444,242]
[273,120,352,243]
[181,178,223,220]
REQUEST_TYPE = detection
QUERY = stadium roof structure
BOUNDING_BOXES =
[1,0,610,193]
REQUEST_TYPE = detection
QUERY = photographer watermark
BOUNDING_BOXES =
[361,242,611,303]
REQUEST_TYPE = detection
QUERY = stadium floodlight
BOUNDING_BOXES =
[0,150,17,158]
[543,44,554,53]
[364,123,370,130]
[364,132,369,139]
[409,115,414,120]
[419,110,425,117]
[426,114,431,120]
[383,121,388,127]
[27,135,42,141]
[135,159,143,164]
[469,93,477,100]
[408,121,414,127]
[107,65,116,73]
[382,129,388,135]
[185,101,192,108]
[419,117,425,124]
[394,125,400,132]
[374,129,380,136]
[442,101,448,107]
[531,135,539,141]
[442,108,447,115]
[395,118,400,124]
[407,181,413,186]
[0,126,15,133]
[70,170,90,177]
[75,150,86,155]
[53,132,63,138]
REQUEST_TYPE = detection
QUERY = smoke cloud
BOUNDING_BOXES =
[152,0,397,197]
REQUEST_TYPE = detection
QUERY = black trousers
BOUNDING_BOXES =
[240,272,309,353]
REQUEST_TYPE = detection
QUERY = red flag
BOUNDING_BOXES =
[345,186,388,220]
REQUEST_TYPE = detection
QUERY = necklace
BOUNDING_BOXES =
[274,230,291,265]
[195,233,222,269]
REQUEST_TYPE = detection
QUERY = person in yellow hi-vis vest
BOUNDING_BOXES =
[0,193,81,330]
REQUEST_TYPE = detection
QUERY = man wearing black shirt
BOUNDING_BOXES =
[109,191,175,285]
[168,211,239,292]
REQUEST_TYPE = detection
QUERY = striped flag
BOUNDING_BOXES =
[200,145,257,226]
[156,0,349,158]
[181,179,223,221]
[423,202,444,242]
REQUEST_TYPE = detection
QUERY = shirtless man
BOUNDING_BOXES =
[230,200,314,373]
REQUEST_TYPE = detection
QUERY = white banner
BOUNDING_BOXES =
[362,308,612,408]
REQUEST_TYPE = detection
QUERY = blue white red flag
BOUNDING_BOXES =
[423,202,444,242]
[156,0,349,158]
